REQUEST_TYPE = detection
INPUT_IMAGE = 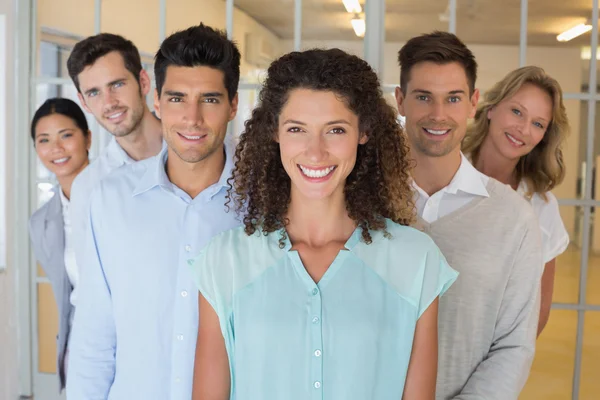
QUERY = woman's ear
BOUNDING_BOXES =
[359,133,369,145]
[86,130,92,151]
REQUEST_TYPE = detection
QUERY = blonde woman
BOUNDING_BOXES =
[463,66,569,336]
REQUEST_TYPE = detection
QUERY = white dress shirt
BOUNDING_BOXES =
[517,182,569,263]
[59,189,78,310]
[413,153,490,223]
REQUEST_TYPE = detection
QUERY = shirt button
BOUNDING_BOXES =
[314,349,322,357]
[311,288,318,296]
[312,316,320,324]
[177,334,184,341]
[314,381,321,389]
[181,291,188,297]
[185,245,192,252]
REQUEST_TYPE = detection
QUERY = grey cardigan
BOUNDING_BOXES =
[28,186,72,391]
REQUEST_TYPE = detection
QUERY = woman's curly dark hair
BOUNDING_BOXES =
[228,48,414,245]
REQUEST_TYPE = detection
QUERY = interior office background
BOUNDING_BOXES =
[0,0,599,399]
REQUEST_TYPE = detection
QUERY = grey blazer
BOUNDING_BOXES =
[28,185,72,391]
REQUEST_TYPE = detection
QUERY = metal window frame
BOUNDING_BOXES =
[14,0,600,399]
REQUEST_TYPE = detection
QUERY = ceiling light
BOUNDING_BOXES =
[343,0,362,14]
[351,17,365,38]
[557,22,592,42]
[580,46,600,60]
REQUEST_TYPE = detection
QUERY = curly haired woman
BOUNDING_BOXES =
[189,48,458,400]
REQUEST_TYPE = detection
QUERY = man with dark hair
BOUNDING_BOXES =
[66,24,241,399]
[67,33,163,298]
[396,31,543,400]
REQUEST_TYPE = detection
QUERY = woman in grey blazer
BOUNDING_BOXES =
[28,98,91,391]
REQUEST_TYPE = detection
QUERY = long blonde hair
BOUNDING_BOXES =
[462,66,569,200]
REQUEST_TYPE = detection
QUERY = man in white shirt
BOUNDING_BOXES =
[66,33,164,298]
[395,31,544,400]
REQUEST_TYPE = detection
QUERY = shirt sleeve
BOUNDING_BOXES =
[188,245,219,312]
[66,188,117,399]
[537,192,569,263]
[418,243,458,318]
[187,233,234,321]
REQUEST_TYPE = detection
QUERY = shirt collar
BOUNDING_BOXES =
[412,152,489,198]
[133,137,236,199]
[58,186,70,207]
[445,153,489,197]
[106,137,136,168]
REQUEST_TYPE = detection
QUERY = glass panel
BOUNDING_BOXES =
[37,263,46,278]
[37,282,59,374]
[554,206,583,305]
[521,310,577,399]
[384,0,447,85]
[234,0,283,83]
[300,0,363,61]
[586,99,600,304]
[527,1,585,94]
[231,87,260,141]
[461,2,521,95]
[101,0,160,57]
[581,311,600,397]
[166,0,226,36]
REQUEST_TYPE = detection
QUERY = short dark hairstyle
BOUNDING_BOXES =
[398,31,478,95]
[67,33,143,93]
[31,98,90,142]
[228,48,415,245]
[154,23,240,102]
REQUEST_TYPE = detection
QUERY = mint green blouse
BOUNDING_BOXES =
[189,219,457,400]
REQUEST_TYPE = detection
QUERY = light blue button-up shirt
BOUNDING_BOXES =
[67,142,240,400]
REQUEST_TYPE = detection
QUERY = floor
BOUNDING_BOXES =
[520,246,600,400]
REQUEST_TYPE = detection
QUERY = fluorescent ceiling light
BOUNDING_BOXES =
[581,46,600,60]
[351,18,365,38]
[557,23,592,42]
[343,0,362,14]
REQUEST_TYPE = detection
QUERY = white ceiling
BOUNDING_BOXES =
[235,0,596,46]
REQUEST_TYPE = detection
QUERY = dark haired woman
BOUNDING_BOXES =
[189,48,458,400]
[28,97,91,391]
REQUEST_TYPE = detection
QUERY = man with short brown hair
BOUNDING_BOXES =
[396,31,543,400]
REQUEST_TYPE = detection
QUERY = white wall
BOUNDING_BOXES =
[0,0,19,398]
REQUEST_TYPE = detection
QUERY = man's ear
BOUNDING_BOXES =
[395,86,406,117]
[77,92,92,114]
[139,69,152,97]
[469,88,480,119]
[153,88,161,119]
[229,92,239,121]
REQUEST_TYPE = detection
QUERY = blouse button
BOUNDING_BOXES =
[311,288,319,296]
[314,381,321,389]
[312,316,320,324]
[314,349,322,357]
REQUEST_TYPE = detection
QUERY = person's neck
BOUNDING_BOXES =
[475,138,519,189]
[411,149,462,196]
[115,108,163,161]
[57,160,90,200]
[285,188,356,248]
[165,145,225,199]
